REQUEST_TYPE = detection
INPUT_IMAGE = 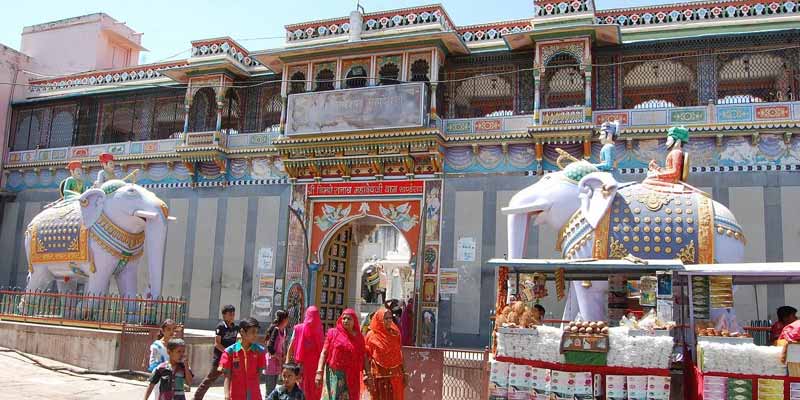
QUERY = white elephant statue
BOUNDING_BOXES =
[502,161,745,321]
[23,180,172,299]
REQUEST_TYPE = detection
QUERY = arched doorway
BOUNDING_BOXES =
[314,216,416,336]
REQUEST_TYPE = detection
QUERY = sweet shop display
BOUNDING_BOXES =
[698,341,786,376]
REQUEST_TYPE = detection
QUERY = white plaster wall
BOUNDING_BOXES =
[451,191,482,335]
[220,197,248,312]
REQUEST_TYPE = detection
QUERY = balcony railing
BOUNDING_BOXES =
[593,101,800,129]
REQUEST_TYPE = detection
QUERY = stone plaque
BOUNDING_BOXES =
[286,83,427,135]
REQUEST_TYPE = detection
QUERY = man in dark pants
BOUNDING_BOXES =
[193,305,239,400]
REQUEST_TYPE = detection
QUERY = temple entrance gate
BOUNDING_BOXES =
[285,180,444,346]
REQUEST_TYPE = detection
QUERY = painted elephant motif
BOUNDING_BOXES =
[503,163,745,320]
[24,180,172,299]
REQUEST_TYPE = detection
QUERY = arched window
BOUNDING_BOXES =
[49,110,75,148]
[289,71,306,94]
[452,74,514,117]
[379,63,400,85]
[345,66,368,88]
[542,53,584,108]
[410,60,430,82]
[153,97,183,140]
[221,90,240,133]
[622,59,696,108]
[718,53,794,103]
[189,87,215,132]
[12,111,41,151]
[260,93,282,131]
[315,69,335,91]
[101,102,134,143]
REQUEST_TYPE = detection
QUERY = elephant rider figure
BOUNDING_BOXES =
[60,161,86,200]
[94,152,118,188]
[593,120,620,172]
[644,125,696,192]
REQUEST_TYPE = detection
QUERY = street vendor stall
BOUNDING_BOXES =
[487,258,685,400]
[681,263,800,400]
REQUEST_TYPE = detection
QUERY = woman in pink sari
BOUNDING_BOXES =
[286,306,324,400]
[315,309,367,400]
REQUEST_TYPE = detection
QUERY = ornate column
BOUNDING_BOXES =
[430,49,440,118]
[182,102,191,134]
[584,67,593,122]
[279,96,288,134]
[533,68,542,124]
[215,94,224,132]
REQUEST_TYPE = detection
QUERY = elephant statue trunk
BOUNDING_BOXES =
[142,210,168,299]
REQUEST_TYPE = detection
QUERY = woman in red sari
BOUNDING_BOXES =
[316,308,367,400]
[286,306,324,400]
[365,308,405,400]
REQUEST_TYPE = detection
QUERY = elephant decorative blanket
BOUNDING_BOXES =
[28,200,90,269]
[560,185,718,264]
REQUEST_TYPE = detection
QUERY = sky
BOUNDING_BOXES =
[0,0,680,65]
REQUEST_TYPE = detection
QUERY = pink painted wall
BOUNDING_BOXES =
[1,13,142,187]
[0,45,32,186]
[20,13,142,76]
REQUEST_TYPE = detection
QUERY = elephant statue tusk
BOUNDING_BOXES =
[167,216,177,221]
[601,184,613,198]
[134,210,158,219]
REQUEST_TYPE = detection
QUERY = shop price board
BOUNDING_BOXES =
[560,333,610,354]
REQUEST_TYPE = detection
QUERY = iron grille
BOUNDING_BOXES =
[441,54,534,118]
[717,49,798,104]
[542,53,585,109]
[621,53,698,109]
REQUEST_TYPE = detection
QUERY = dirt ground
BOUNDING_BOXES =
[0,347,228,400]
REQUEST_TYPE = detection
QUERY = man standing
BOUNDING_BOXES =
[61,161,86,199]
[194,305,239,400]
[94,153,117,188]
[593,121,619,172]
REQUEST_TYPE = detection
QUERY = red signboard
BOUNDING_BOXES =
[307,181,424,197]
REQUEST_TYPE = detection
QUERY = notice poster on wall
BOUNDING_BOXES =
[439,269,459,294]
[252,247,275,321]
[457,237,476,262]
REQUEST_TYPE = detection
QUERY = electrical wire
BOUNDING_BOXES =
[0,42,798,91]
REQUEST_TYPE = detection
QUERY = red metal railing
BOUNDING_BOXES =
[403,347,490,400]
[0,289,186,330]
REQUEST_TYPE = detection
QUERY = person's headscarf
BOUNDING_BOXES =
[366,308,403,369]
[400,299,415,346]
[325,308,365,397]
[293,306,323,364]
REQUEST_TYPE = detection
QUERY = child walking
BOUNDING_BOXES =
[265,310,290,395]
[220,317,267,400]
[266,363,305,400]
[194,305,239,400]
[144,338,193,400]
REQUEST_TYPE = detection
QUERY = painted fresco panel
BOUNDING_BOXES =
[503,116,535,131]
[444,119,472,134]
[716,105,753,123]
[755,104,791,120]
[594,111,630,126]
[669,108,706,124]
[286,83,426,135]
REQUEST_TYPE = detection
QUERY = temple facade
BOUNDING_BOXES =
[2,0,800,347]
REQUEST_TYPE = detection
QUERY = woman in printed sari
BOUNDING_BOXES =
[365,308,405,400]
[286,306,324,400]
[316,309,367,400]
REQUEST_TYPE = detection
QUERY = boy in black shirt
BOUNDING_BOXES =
[193,304,239,400]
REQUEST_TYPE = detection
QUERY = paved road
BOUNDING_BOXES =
[0,348,228,400]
